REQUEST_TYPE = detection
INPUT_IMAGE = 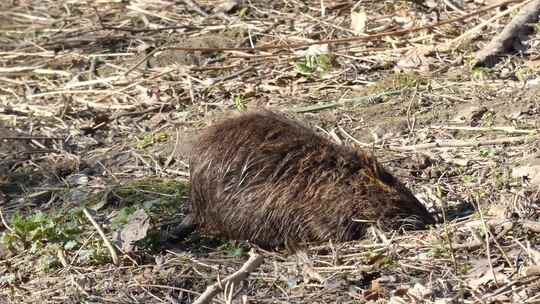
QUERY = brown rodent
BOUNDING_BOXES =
[186,110,435,248]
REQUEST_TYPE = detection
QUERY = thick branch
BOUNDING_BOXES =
[476,0,540,65]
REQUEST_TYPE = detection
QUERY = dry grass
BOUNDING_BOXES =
[1,0,540,303]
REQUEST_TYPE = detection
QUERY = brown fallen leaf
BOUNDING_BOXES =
[113,209,151,253]
[396,47,434,72]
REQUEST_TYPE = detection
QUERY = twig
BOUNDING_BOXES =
[479,275,540,302]
[132,284,203,297]
[70,275,91,297]
[0,207,14,233]
[337,126,374,147]
[429,125,538,134]
[523,220,540,233]
[82,207,119,266]
[440,198,459,274]
[453,220,514,250]
[475,195,498,285]
[123,46,161,76]
[291,90,400,113]
[396,135,533,151]
[192,249,264,304]
[0,136,64,140]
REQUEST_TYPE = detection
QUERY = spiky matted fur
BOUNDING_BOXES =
[188,110,435,248]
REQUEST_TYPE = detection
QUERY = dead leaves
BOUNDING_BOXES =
[466,259,509,290]
[113,208,151,253]
[396,47,435,73]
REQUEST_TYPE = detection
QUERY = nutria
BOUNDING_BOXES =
[186,110,435,248]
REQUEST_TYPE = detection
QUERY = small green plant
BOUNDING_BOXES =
[136,132,169,149]
[471,67,491,81]
[103,178,188,211]
[515,67,535,82]
[39,251,61,273]
[493,167,518,190]
[479,147,495,158]
[462,175,475,183]
[459,262,473,275]
[0,211,83,253]
[237,7,249,18]
[426,245,446,259]
[220,241,247,257]
[111,206,137,229]
[96,179,190,252]
[533,23,540,34]
[480,111,495,127]
[234,95,247,112]
[0,273,16,285]
[0,210,85,273]
[295,54,332,77]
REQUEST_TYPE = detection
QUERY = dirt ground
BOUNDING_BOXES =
[1,0,540,303]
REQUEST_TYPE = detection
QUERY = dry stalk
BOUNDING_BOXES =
[396,135,534,151]
[82,207,119,266]
[193,249,264,304]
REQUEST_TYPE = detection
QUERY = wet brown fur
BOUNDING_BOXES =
[188,110,436,248]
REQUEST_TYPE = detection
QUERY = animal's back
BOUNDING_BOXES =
[189,110,435,248]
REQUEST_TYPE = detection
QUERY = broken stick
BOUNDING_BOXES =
[193,249,264,304]
[476,0,540,65]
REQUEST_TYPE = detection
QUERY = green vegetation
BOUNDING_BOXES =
[515,67,534,82]
[1,210,83,254]
[295,54,332,77]
[0,209,111,271]
[219,241,248,257]
[234,95,247,111]
[478,147,496,158]
[471,67,491,81]
[101,178,188,216]
[0,178,190,271]
[136,132,169,149]
[367,72,429,95]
